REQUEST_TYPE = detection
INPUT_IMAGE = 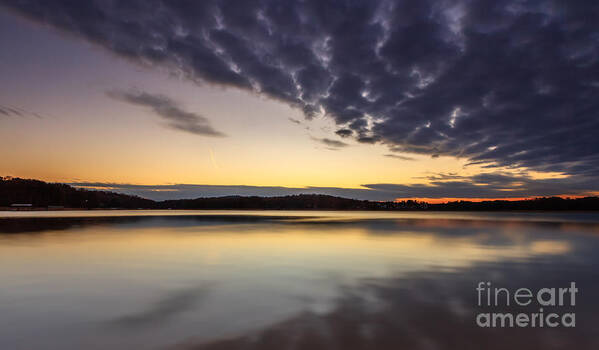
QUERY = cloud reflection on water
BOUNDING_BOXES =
[108,285,212,329]
[182,263,599,350]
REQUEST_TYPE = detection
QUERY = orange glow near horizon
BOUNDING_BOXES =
[402,195,592,204]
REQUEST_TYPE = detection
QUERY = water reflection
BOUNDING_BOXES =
[1,212,598,349]
[182,265,598,350]
[109,285,212,330]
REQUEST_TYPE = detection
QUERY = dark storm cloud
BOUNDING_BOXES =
[107,90,225,137]
[3,0,599,175]
[335,128,353,138]
[70,171,599,201]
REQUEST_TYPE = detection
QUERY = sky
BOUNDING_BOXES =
[0,0,598,202]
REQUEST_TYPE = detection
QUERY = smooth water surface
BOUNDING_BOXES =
[1,210,599,349]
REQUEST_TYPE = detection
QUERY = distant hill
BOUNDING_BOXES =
[0,177,153,209]
[158,194,414,210]
[2,176,599,211]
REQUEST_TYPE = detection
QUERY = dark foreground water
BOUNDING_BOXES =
[1,210,599,349]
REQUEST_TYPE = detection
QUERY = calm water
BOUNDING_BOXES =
[1,210,599,349]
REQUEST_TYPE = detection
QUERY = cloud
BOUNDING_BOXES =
[363,172,599,199]
[107,89,225,137]
[4,0,599,176]
[312,137,349,149]
[335,129,353,138]
[384,154,415,161]
[0,105,22,117]
[0,104,43,118]
[70,171,599,201]
[288,117,301,125]
[71,182,379,201]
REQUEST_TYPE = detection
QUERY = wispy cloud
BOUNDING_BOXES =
[0,104,43,119]
[70,172,599,201]
[384,154,415,161]
[311,137,348,149]
[107,90,225,137]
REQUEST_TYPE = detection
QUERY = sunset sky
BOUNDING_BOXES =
[1,1,598,201]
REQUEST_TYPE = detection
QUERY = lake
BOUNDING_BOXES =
[1,210,598,349]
